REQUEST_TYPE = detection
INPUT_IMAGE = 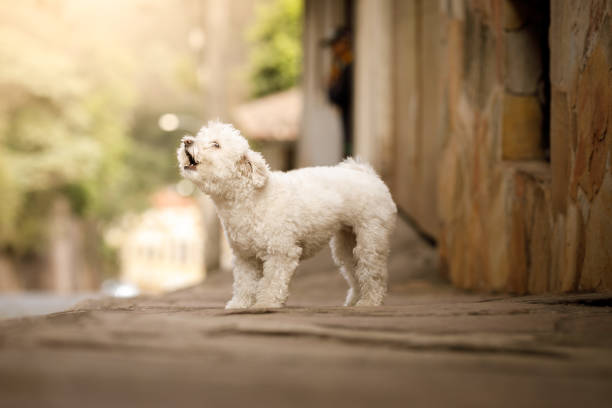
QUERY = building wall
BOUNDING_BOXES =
[390,0,446,237]
[436,0,612,293]
[297,0,345,167]
[353,0,393,177]
[119,205,204,293]
[549,0,612,292]
[352,0,446,238]
[437,0,546,292]
[348,0,612,293]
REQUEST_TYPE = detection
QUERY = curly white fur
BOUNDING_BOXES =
[178,121,397,308]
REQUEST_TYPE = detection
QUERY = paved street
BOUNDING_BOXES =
[1,220,611,407]
[0,293,101,319]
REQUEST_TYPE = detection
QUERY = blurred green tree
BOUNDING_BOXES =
[0,22,135,255]
[0,1,204,285]
[248,0,302,97]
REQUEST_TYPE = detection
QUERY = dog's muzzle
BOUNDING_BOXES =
[183,140,199,171]
[182,138,200,170]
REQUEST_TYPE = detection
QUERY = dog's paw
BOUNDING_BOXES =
[355,298,383,307]
[252,300,284,309]
[344,288,360,307]
[225,299,251,309]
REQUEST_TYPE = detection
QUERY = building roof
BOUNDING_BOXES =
[233,87,302,142]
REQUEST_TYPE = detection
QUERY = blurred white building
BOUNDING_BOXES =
[112,189,205,294]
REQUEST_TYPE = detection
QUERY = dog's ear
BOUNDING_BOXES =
[237,150,269,188]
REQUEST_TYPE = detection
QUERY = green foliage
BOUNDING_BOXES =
[0,6,139,255]
[0,153,19,245]
[248,0,302,97]
[0,0,215,261]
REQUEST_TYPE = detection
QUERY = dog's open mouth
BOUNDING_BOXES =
[184,149,199,170]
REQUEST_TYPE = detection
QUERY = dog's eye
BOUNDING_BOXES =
[212,141,220,148]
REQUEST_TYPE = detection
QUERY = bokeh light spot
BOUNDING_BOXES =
[159,113,180,132]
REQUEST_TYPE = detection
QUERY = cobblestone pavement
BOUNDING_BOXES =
[1,221,611,407]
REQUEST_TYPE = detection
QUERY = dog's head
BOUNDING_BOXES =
[177,121,269,197]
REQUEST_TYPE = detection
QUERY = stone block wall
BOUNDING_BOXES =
[436,0,612,293]
[311,0,611,294]
[549,0,612,291]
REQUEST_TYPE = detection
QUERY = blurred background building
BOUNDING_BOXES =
[0,0,610,307]
[111,189,204,294]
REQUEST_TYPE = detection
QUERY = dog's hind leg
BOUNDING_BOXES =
[226,256,262,309]
[330,227,360,306]
[352,220,392,306]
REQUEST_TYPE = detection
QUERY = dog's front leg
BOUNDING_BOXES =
[225,257,262,309]
[253,250,301,308]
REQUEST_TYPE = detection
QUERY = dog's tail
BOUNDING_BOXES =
[338,157,378,176]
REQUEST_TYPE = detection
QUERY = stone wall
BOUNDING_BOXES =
[549,0,612,291]
[306,0,612,294]
[350,0,611,293]
[435,0,612,293]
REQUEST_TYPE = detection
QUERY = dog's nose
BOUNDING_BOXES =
[183,139,193,146]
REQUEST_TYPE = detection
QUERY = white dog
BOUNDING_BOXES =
[178,121,396,309]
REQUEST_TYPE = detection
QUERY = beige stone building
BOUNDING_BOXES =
[113,190,205,294]
[301,0,612,293]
